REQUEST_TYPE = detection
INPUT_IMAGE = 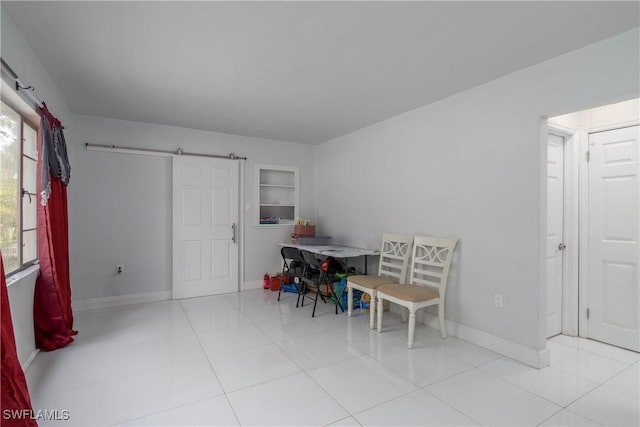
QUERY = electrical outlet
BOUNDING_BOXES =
[494,294,503,308]
[116,265,124,275]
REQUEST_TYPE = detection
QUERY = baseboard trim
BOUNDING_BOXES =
[72,290,172,312]
[390,305,550,369]
[22,349,39,372]
[243,279,263,291]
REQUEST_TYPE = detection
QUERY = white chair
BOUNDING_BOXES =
[376,236,457,348]
[347,233,413,329]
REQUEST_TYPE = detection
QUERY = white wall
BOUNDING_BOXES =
[314,28,640,353]
[6,268,39,367]
[69,115,315,300]
[1,10,72,367]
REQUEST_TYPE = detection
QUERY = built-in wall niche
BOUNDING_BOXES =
[255,164,299,226]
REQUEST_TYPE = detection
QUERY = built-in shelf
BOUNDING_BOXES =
[255,164,299,226]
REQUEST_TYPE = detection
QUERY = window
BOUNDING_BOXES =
[0,100,38,274]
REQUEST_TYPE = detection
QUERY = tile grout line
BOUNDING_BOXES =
[178,299,243,427]
[246,294,356,423]
[29,307,207,401]
[251,292,420,422]
[422,368,564,426]
[220,289,359,424]
[473,360,590,410]
[548,337,640,366]
[112,394,223,426]
[419,386,487,426]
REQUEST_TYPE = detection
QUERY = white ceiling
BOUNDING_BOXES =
[2,1,638,144]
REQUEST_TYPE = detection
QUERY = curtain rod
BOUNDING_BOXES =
[1,57,45,109]
[1,58,18,79]
[85,142,247,160]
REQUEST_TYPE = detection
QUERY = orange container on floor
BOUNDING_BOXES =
[270,275,282,291]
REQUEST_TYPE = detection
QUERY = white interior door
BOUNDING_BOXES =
[587,125,639,351]
[547,133,565,338]
[172,156,239,299]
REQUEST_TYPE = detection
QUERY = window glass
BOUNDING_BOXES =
[22,193,36,230]
[23,124,37,160]
[22,156,36,194]
[22,229,36,264]
[0,102,20,273]
[1,100,39,275]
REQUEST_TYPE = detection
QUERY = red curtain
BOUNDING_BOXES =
[33,108,76,351]
[1,253,38,427]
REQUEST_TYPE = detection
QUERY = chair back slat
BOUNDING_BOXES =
[409,236,457,295]
[412,278,441,288]
[377,233,414,282]
[381,253,406,262]
[413,259,446,269]
[412,267,443,279]
[379,262,406,281]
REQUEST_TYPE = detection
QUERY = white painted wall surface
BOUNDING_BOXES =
[1,11,72,368]
[68,115,314,300]
[6,267,39,367]
[314,28,640,352]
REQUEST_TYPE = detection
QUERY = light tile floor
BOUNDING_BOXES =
[25,289,639,426]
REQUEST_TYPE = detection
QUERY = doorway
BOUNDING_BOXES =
[546,98,640,352]
[546,133,566,338]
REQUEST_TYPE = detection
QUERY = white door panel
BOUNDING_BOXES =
[547,133,565,337]
[173,156,239,299]
[587,125,639,351]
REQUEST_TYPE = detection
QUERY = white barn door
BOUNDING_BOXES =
[587,125,639,351]
[172,156,239,299]
[547,133,565,338]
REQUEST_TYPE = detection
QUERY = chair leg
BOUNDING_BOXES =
[401,307,408,322]
[369,290,376,330]
[376,295,384,333]
[312,286,320,317]
[347,286,353,317]
[298,282,306,307]
[408,310,416,349]
[335,291,344,314]
[439,301,447,338]
[295,281,303,307]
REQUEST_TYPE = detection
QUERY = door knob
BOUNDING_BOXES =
[558,243,566,251]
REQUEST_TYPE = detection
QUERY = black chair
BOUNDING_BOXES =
[299,250,346,317]
[279,247,306,303]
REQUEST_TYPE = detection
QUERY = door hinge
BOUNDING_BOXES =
[586,151,590,162]
[586,308,590,319]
